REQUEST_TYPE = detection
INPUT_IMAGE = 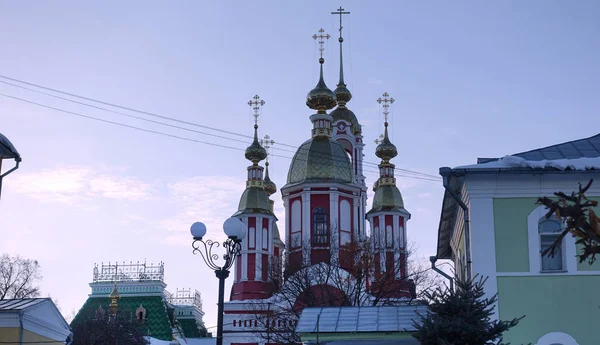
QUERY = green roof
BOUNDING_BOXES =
[179,318,207,338]
[286,137,354,186]
[71,296,174,341]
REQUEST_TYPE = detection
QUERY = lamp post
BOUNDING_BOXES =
[190,217,246,345]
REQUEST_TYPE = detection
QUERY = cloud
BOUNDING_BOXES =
[160,176,246,244]
[11,166,153,204]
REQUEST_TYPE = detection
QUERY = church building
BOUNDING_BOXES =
[221,8,416,345]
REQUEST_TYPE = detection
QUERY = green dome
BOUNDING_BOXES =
[367,185,406,215]
[233,187,272,216]
[286,137,354,185]
[330,107,361,134]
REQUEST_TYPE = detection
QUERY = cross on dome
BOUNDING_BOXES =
[312,28,331,59]
[248,95,265,126]
[331,7,350,39]
[260,135,275,162]
[377,92,395,124]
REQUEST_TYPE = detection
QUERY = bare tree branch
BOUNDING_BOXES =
[0,254,42,300]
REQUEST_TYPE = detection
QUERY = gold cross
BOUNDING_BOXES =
[260,134,275,162]
[247,95,265,125]
[374,134,384,145]
[312,28,331,58]
[377,92,395,123]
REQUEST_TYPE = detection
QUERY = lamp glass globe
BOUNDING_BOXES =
[190,222,207,239]
[223,217,244,239]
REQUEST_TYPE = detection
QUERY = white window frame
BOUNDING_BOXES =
[527,205,577,274]
[539,217,566,273]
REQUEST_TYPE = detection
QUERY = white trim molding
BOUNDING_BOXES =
[535,331,579,345]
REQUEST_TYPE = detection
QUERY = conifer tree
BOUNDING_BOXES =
[413,275,524,345]
[537,179,599,264]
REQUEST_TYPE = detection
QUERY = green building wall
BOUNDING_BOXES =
[497,275,597,345]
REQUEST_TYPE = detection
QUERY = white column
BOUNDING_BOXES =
[378,215,385,273]
[255,216,263,281]
[330,190,339,263]
[241,217,248,281]
[302,190,311,265]
[394,215,402,279]
[283,195,290,247]
[353,196,359,239]
[469,197,498,320]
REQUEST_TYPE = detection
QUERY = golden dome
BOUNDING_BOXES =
[263,162,277,196]
[375,125,397,162]
[334,84,352,105]
[245,125,267,164]
[306,58,337,112]
[286,137,354,185]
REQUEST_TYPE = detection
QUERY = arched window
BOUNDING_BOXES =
[312,207,329,246]
[539,217,564,272]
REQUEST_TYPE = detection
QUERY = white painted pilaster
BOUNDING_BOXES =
[469,197,498,320]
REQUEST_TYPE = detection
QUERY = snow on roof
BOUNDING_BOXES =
[455,155,600,171]
[0,132,20,160]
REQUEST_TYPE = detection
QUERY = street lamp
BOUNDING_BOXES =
[190,217,246,345]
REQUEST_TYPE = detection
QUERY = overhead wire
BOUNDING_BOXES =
[0,74,440,180]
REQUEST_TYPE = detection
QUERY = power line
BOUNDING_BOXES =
[0,75,440,180]
[1,91,442,183]
[0,79,251,145]
[0,74,253,140]
[0,91,440,182]
[0,93,246,152]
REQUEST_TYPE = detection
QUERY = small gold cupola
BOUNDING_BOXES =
[245,95,267,189]
[374,92,397,188]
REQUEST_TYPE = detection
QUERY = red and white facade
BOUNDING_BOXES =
[222,18,415,345]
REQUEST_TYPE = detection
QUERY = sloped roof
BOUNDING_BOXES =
[296,305,427,334]
[0,297,47,310]
[179,318,207,338]
[0,298,71,342]
[436,133,600,259]
[0,132,20,160]
[478,133,600,163]
[71,296,174,341]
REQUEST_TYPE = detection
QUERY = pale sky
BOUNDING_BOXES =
[1,0,599,330]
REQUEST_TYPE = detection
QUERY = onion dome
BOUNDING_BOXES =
[245,125,268,164]
[306,58,337,112]
[367,185,406,215]
[286,137,354,185]
[375,124,397,162]
[334,84,352,105]
[263,162,277,196]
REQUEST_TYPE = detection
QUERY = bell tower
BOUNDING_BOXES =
[329,8,368,238]
[366,92,415,299]
[230,95,279,300]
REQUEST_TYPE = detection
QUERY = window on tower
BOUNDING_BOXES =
[312,207,329,246]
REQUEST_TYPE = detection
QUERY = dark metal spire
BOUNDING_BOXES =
[332,7,352,105]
